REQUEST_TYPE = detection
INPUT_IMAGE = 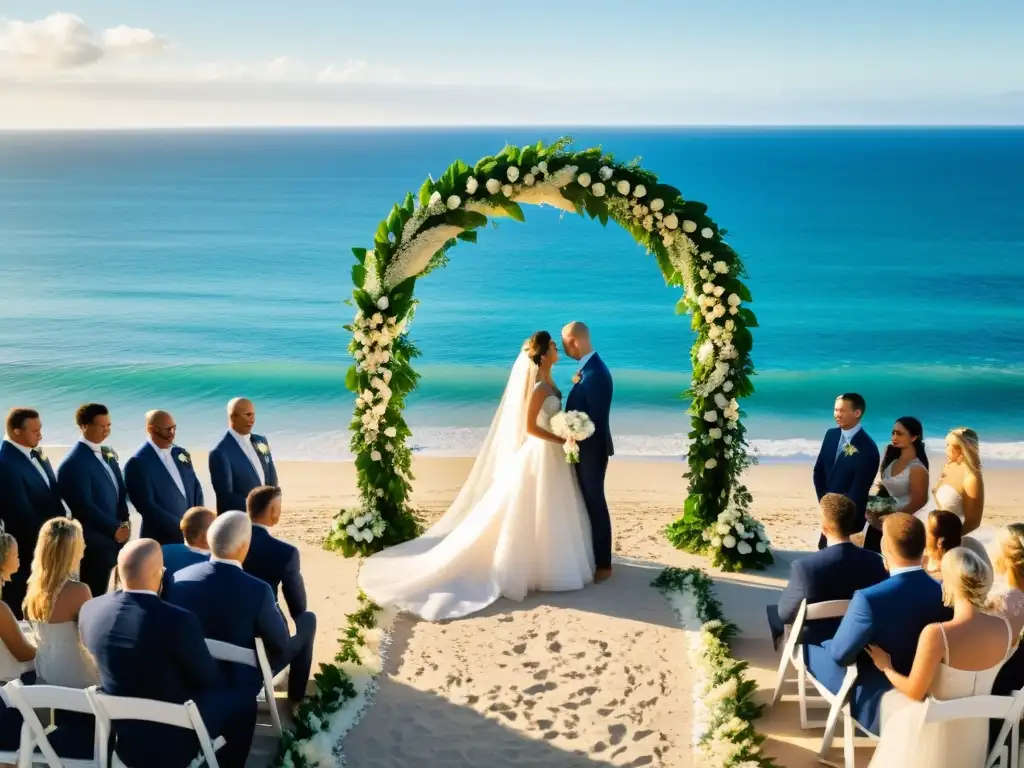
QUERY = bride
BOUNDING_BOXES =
[357,331,595,621]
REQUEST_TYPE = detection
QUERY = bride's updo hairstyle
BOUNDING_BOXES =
[940,546,993,608]
[994,523,1024,591]
[523,331,553,365]
[947,427,982,476]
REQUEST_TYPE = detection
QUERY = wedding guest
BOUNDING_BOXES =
[812,393,880,550]
[767,493,887,650]
[165,512,314,709]
[923,510,963,579]
[817,513,951,736]
[987,525,1024,749]
[866,547,1016,766]
[161,506,215,587]
[57,403,130,597]
[209,398,278,515]
[244,486,309,621]
[0,529,36,676]
[0,407,64,619]
[80,539,257,768]
[124,410,204,545]
[929,427,985,535]
[867,417,929,551]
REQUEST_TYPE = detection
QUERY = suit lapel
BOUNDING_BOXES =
[226,434,262,486]
[171,446,198,500]
[7,444,52,493]
[824,429,840,482]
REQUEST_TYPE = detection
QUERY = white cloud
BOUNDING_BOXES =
[318,60,368,83]
[0,12,166,73]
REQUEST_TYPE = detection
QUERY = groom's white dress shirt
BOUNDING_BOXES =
[4,437,50,487]
[148,439,187,498]
[888,565,923,577]
[230,428,265,485]
[834,424,863,462]
[576,351,596,376]
[210,557,243,568]
[82,437,119,490]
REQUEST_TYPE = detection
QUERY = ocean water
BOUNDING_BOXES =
[1,127,1023,462]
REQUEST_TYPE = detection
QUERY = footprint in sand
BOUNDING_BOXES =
[608,724,627,746]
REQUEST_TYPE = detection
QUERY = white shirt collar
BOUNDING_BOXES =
[3,437,35,460]
[889,564,923,576]
[123,589,159,596]
[840,424,862,441]
[147,438,172,455]
[210,557,242,568]
[577,351,596,371]
[252,522,271,531]
[185,544,209,555]
[81,437,104,452]
[229,428,253,443]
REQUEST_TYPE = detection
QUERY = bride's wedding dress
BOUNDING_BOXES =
[358,353,595,621]
[916,485,999,562]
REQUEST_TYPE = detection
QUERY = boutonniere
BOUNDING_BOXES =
[36,448,47,462]
[101,446,119,462]
[842,443,859,457]
[177,450,191,465]
[571,373,582,385]
[255,442,271,456]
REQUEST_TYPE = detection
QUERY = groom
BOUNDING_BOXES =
[562,322,614,582]
[813,393,880,551]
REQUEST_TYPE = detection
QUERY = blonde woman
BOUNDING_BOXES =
[921,428,984,534]
[23,518,98,688]
[866,547,1016,766]
[0,526,35,678]
[990,524,1024,735]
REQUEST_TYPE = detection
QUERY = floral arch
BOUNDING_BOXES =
[326,139,771,571]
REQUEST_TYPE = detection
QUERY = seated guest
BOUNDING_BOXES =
[816,513,951,736]
[161,506,215,587]
[244,486,309,621]
[0,528,36,677]
[165,512,315,708]
[768,493,887,649]
[865,547,1016,766]
[208,398,278,515]
[988,524,1024,747]
[924,510,991,580]
[80,539,256,768]
[124,410,204,545]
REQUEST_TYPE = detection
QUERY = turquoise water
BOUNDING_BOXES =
[1,128,1023,460]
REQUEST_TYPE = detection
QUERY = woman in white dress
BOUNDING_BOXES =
[864,417,929,550]
[358,331,595,621]
[0,527,36,755]
[866,546,1020,767]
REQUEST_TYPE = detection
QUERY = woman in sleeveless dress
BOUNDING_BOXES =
[24,518,99,688]
[866,547,1021,767]
[864,417,929,549]
[358,331,595,621]
[0,527,36,753]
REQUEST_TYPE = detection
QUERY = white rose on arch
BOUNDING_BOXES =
[682,220,697,233]
[466,177,479,195]
[591,182,606,197]
[598,166,614,181]
[616,180,630,195]
[650,198,664,212]
[486,178,501,194]
[577,172,592,187]
[447,195,461,210]
[428,191,442,206]
[663,213,678,230]
[633,184,646,198]
[376,296,389,310]
[703,410,719,423]
[507,166,520,182]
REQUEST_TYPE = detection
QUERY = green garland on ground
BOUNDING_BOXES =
[653,567,777,767]
[324,137,772,570]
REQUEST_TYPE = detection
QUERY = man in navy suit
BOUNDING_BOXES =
[0,408,65,618]
[813,393,880,551]
[208,398,279,515]
[57,403,130,597]
[162,506,214,589]
[165,512,315,707]
[244,486,310,622]
[813,513,950,735]
[124,410,204,545]
[80,539,256,768]
[767,493,888,649]
[562,322,615,582]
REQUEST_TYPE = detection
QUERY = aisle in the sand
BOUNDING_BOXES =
[342,559,691,767]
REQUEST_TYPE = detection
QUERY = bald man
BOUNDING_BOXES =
[209,398,278,514]
[124,410,204,545]
[562,322,615,581]
[80,539,257,767]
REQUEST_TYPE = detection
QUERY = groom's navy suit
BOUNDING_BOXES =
[0,440,64,618]
[813,427,879,550]
[566,352,614,569]
[124,442,204,545]
[816,568,949,735]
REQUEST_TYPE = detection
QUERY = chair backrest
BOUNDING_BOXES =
[205,638,257,668]
[4,680,100,768]
[923,693,1019,725]
[805,599,851,621]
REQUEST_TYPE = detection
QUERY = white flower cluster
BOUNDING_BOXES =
[549,410,596,441]
[703,713,763,766]
[335,505,386,544]
[702,507,770,556]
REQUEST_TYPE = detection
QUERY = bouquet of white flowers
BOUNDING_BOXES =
[865,494,899,530]
[549,410,596,464]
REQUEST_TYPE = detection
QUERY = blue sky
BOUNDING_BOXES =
[1,1,1022,127]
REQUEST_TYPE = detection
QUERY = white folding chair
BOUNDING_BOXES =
[205,637,283,736]
[924,690,1024,768]
[770,598,851,728]
[0,685,20,766]
[3,679,101,768]
[85,686,225,768]
[813,664,875,767]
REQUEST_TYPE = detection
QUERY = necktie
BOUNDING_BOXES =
[29,449,50,487]
[30,449,42,461]
[835,434,848,462]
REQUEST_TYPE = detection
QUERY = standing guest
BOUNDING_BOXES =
[209,398,278,515]
[80,539,257,768]
[867,417,930,551]
[0,407,64,618]
[165,512,315,710]
[124,410,204,545]
[244,486,309,621]
[812,393,880,550]
[56,404,130,597]
[161,506,215,583]
[928,428,985,534]
[815,514,951,736]
[767,493,887,651]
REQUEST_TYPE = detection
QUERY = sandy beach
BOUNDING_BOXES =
[43,448,1024,765]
